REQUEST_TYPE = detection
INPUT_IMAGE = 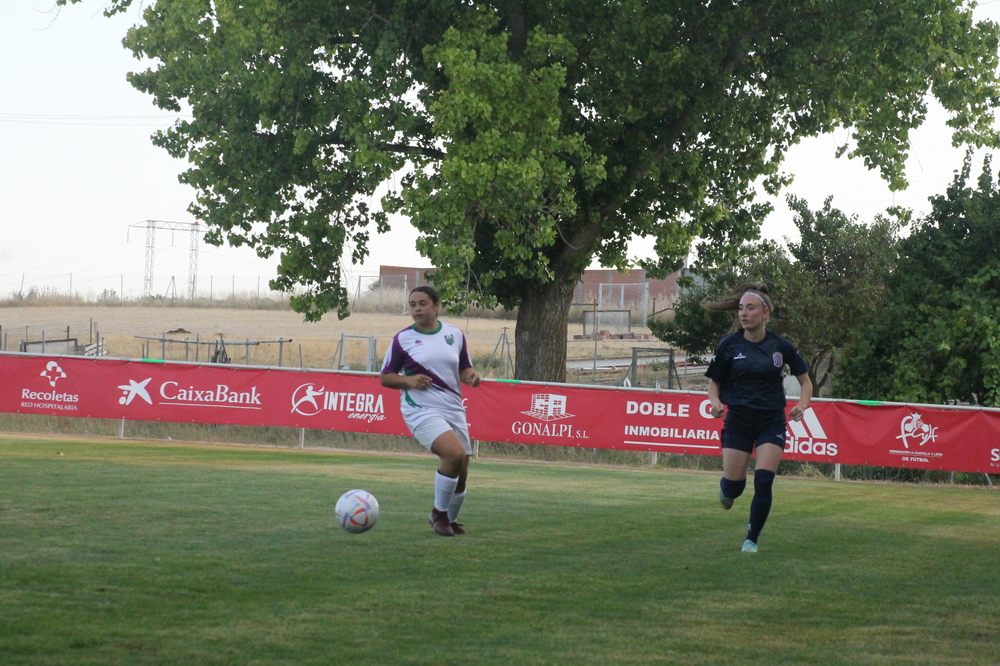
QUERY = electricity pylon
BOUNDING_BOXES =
[129,220,205,299]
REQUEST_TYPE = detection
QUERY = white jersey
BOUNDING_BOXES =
[381,322,473,426]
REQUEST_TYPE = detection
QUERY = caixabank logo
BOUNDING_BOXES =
[20,361,80,411]
[290,383,386,423]
[117,376,263,410]
[511,394,589,439]
[784,408,838,457]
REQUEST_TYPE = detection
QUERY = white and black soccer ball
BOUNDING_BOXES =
[335,489,380,534]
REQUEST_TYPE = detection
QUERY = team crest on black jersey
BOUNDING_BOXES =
[445,334,455,346]
[772,352,783,367]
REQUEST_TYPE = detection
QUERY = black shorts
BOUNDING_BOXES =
[720,405,787,454]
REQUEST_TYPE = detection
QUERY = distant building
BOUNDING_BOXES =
[572,268,681,309]
[379,265,682,310]
[377,266,433,291]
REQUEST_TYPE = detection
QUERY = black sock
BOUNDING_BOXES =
[720,476,746,499]
[747,469,775,543]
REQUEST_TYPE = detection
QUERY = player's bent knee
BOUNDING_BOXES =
[432,436,465,466]
[754,468,775,500]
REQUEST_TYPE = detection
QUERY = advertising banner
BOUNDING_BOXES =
[469,381,1000,474]
[3,354,1000,474]
[3,354,410,435]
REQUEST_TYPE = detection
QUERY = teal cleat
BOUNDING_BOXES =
[719,488,734,510]
[741,539,758,553]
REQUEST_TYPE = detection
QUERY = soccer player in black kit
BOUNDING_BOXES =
[704,284,812,553]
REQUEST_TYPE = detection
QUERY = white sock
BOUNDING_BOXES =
[434,472,459,512]
[448,490,466,523]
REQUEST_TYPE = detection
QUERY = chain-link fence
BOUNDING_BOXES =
[0,320,105,356]
[0,317,684,386]
[352,276,410,314]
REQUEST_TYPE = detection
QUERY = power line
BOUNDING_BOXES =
[0,113,190,127]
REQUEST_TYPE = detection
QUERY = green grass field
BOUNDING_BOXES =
[0,434,998,665]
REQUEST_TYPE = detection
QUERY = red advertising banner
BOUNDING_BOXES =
[2,354,410,436]
[469,381,1000,474]
[3,353,1000,474]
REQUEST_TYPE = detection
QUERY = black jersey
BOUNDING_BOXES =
[705,330,809,411]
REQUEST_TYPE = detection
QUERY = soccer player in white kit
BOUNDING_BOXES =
[380,286,481,537]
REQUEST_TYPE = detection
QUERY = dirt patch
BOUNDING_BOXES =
[0,305,516,346]
[0,305,674,365]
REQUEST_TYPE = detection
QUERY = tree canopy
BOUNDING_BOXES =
[65,0,1000,380]
[649,196,900,395]
[836,153,1000,407]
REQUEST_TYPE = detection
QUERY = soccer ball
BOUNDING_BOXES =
[335,489,380,533]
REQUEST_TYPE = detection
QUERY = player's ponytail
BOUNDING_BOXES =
[702,283,773,314]
[702,283,774,332]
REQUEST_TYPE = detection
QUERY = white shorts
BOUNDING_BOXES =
[408,413,472,455]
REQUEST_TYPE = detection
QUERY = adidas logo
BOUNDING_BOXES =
[785,408,839,456]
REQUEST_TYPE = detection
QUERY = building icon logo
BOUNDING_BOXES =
[521,394,574,421]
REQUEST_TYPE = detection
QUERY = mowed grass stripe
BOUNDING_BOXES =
[0,435,997,665]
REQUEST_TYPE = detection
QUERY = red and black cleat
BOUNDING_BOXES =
[429,509,455,537]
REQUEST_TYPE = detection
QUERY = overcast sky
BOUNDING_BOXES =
[2,0,999,302]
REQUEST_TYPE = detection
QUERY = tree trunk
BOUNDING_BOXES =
[515,278,577,382]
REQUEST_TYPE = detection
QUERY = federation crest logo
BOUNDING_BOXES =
[445,334,455,346]
[772,352,783,367]
[897,413,938,449]
[40,361,67,388]
[291,383,326,416]
[521,394,574,421]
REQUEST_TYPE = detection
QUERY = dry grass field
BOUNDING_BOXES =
[0,305,679,377]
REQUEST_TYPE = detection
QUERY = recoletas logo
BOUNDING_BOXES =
[40,361,67,387]
[20,361,80,411]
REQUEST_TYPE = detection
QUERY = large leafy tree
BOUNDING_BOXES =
[837,154,1000,406]
[64,0,1000,381]
[650,196,900,395]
